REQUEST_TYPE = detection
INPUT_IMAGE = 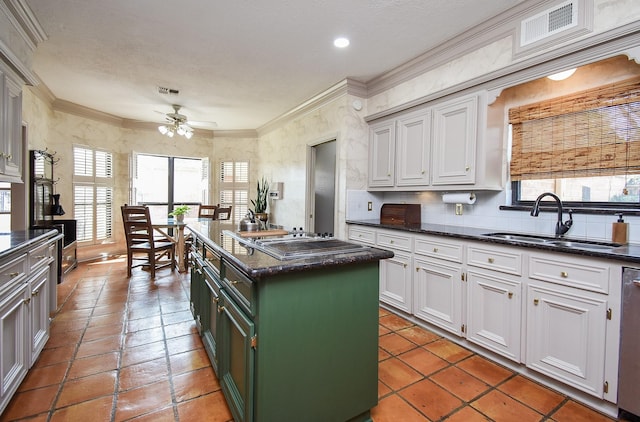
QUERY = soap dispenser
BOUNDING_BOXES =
[612,213,628,244]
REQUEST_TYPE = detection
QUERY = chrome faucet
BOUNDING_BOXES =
[530,192,573,237]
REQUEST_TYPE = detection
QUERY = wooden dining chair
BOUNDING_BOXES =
[214,205,232,220]
[197,204,219,219]
[121,204,176,278]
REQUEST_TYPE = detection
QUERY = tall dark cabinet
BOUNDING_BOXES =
[29,150,77,281]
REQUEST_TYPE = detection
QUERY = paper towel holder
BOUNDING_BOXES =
[442,192,476,215]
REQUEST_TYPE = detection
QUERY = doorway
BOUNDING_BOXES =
[309,140,336,235]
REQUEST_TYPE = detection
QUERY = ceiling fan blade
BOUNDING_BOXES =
[188,120,218,128]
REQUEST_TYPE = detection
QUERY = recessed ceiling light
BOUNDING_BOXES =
[334,37,350,48]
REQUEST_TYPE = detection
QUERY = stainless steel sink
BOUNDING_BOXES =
[547,239,621,251]
[482,232,621,252]
[482,233,553,244]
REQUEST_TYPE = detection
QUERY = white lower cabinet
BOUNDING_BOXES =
[377,230,413,313]
[413,255,463,335]
[0,233,59,415]
[347,223,622,407]
[379,251,413,313]
[466,270,522,361]
[0,283,28,411]
[526,282,608,397]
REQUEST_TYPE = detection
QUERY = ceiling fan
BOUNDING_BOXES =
[156,104,217,139]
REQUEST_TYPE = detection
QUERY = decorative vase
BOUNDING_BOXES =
[255,212,268,228]
[51,194,65,216]
[176,214,185,222]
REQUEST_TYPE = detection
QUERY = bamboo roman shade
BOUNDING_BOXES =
[509,77,640,181]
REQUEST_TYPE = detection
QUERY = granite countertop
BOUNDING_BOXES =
[347,219,640,264]
[186,220,393,280]
[0,229,62,260]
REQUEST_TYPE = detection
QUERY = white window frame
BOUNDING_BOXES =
[219,160,249,223]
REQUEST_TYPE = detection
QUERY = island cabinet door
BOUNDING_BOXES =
[219,289,255,422]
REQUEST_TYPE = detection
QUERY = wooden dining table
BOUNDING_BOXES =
[152,218,189,272]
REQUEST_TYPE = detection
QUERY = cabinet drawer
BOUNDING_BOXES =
[204,244,221,277]
[376,231,412,252]
[0,253,27,294]
[28,242,52,272]
[222,261,255,317]
[414,236,463,263]
[348,226,376,245]
[467,245,522,276]
[528,254,610,294]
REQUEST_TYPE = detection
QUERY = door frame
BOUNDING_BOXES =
[305,134,339,235]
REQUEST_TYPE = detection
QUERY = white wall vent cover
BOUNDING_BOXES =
[521,1,577,46]
[514,0,592,57]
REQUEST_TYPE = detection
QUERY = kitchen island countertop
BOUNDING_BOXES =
[187,219,393,280]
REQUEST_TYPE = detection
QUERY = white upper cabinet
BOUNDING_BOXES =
[431,93,478,185]
[396,110,431,187]
[368,119,395,188]
[0,64,23,183]
[367,90,501,191]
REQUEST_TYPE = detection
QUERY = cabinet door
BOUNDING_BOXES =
[467,270,521,362]
[368,119,395,188]
[413,256,463,336]
[379,250,412,313]
[0,72,22,182]
[396,110,431,186]
[29,267,50,365]
[203,269,221,374]
[190,257,205,332]
[526,283,607,398]
[219,290,255,422]
[0,285,28,412]
[431,94,477,185]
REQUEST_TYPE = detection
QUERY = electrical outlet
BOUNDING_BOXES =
[367,202,373,211]
[455,204,463,215]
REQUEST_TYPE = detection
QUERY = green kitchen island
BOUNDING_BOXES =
[186,220,393,422]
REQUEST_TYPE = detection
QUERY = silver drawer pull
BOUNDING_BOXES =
[24,297,31,305]
[32,289,39,297]
[230,280,239,285]
[488,258,495,264]
[560,271,568,278]
[7,272,19,278]
[508,292,513,299]
[433,248,438,253]
[35,255,47,260]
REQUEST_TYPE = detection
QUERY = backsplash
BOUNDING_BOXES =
[347,189,639,244]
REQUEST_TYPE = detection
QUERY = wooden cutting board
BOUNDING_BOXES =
[237,229,289,238]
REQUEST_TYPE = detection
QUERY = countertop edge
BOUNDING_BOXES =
[0,229,62,261]
[187,222,394,280]
[346,219,640,264]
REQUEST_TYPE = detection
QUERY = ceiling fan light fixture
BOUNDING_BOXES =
[184,131,193,139]
[158,125,168,135]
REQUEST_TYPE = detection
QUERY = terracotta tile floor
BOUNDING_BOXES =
[0,256,625,421]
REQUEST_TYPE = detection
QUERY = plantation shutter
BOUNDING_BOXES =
[509,77,640,181]
[219,161,249,222]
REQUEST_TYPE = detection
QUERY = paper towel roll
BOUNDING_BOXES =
[442,193,476,205]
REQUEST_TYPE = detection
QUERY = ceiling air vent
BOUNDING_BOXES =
[157,86,179,95]
[520,0,578,47]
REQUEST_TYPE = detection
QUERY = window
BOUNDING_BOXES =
[510,76,640,208]
[132,153,208,221]
[219,161,249,222]
[0,182,10,232]
[73,146,113,243]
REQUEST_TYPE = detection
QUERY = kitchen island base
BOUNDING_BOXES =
[188,222,392,422]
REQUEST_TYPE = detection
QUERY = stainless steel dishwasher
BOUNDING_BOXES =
[619,267,640,419]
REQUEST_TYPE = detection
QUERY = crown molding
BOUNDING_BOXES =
[257,78,366,136]
[52,99,124,126]
[365,0,575,97]
[365,22,640,122]
[0,0,47,50]
[0,38,38,84]
[212,129,258,138]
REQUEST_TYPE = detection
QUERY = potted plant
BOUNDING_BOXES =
[251,177,269,225]
[169,205,191,222]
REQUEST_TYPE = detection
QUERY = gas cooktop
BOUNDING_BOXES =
[223,230,367,260]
